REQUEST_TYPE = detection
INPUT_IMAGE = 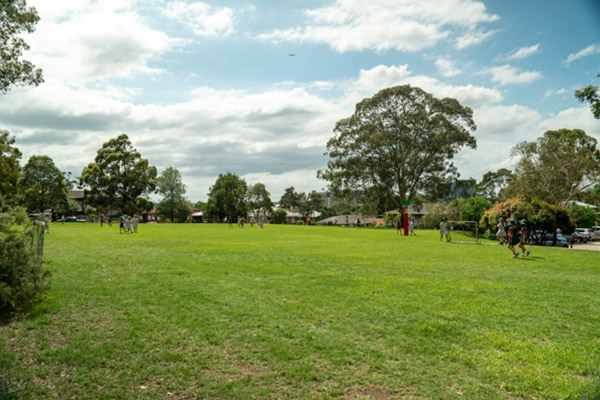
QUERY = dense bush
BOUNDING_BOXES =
[569,204,598,228]
[270,209,287,224]
[480,196,575,244]
[420,202,447,229]
[0,205,51,319]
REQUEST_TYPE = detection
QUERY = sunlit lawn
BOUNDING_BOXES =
[1,223,599,399]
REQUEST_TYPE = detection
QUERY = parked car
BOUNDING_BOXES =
[575,228,594,242]
[540,233,569,248]
[591,226,600,240]
[64,216,79,222]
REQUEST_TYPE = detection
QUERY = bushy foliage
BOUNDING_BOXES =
[0,203,51,319]
[569,204,598,228]
[420,202,447,229]
[480,196,575,244]
[460,196,492,223]
[270,209,287,224]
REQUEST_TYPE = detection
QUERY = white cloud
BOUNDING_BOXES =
[28,2,177,82]
[435,57,462,77]
[347,64,502,108]
[162,1,234,37]
[506,44,540,60]
[474,105,542,138]
[537,107,600,141]
[481,65,542,85]
[258,0,498,52]
[564,44,600,66]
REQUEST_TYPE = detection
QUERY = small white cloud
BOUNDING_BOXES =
[435,57,462,77]
[481,65,542,85]
[564,44,600,66]
[455,28,496,50]
[162,1,234,37]
[506,44,540,60]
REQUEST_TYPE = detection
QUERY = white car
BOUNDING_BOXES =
[591,226,600,240]
[576,228,594,242]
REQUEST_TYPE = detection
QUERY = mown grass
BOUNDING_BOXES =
[1,223,599,399]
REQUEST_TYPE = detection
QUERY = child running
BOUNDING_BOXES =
[518,219,531,256]
[496,217,508,245]
[507,219,521,258]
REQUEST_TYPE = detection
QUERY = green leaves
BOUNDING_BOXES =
[0,0,43,93]
[320,85,477,208]
[80,134,157,214]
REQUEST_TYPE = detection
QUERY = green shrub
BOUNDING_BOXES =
[0,206,51,319]
[271,209,287,224]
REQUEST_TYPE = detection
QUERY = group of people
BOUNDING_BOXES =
[396,218,418,235]
[496,217,531,258]
[119,215,139,234]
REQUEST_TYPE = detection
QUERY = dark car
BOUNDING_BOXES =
[536,232,569,248]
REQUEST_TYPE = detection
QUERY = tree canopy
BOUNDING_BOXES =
[480,196,575,244]
[19,155,68,212]
[206,172,247,221]
[156,166,188,223]
[0,0,44,93]
[247,183,273,220]
[80,134,157,215]
[318,85,476,210]
[575,73,600,119]
[504,129,600,206]
[278,186,300,210]
[0,130,21,200]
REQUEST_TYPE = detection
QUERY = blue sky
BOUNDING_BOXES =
[1,0,599,202]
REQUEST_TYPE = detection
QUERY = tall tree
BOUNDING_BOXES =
[0,0,44,93]
[206,172,247,221]
[575,73,600,119]
[80,134,157,214]
[19,155,68,212]
[474,168,513,202]
[247,182,273,220]
[156,166,187,223]
[318,85,476,210]
[0,130,21,200]
[278,186,300,209]
[504,129,600,206]
[297,190,323,220]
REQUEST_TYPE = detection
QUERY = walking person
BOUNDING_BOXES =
[507,219,521,258]
[440,217,449,242]
[496,217,508,245]
[409,218,416,236]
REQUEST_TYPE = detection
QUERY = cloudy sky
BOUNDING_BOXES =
[2,0,600,202]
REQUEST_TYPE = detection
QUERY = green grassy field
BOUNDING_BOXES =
[1,223,599,399]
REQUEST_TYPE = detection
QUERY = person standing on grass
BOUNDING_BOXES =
[518,219,531,256]
[507,219,521,258]
[133,215,138,233]
[119,216,125,234]
[496,217,508,245]
[439,217,449,242]
[356,217,360,229]
[409,218,416,236]
[396,218,401,235]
